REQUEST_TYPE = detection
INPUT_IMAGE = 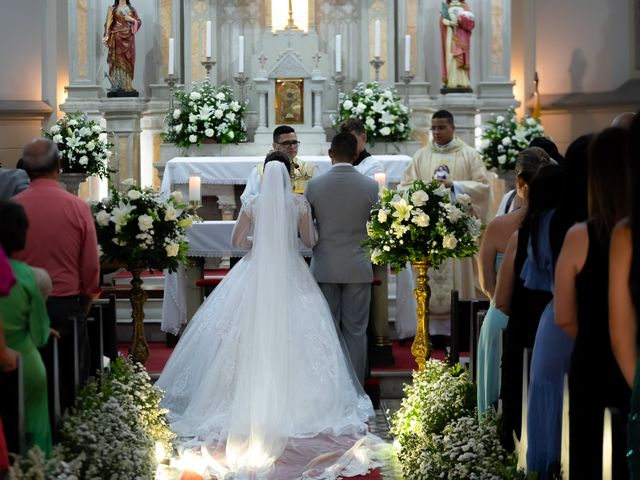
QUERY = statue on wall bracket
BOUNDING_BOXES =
[440,0,474,94]
[103,0,142,98]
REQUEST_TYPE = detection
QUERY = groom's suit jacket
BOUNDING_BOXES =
[305,163,379,284]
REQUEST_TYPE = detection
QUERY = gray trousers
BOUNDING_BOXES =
[318,282,371,385]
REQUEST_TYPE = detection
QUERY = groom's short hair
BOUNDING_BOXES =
[273,125,296,143]
[330,132,358,162]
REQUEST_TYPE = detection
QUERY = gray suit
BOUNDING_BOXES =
[0,168,29,200]
[305,163,379,384]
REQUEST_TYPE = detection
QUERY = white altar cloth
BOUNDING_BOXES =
[160,154,412,193]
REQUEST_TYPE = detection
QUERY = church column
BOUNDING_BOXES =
[255,73,269,131]
[475,0,517,113]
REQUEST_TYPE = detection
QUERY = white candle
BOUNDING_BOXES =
[168,38,174,75]
[374,20,381,58]
[238,35,244,73]
[189,176,201,202]
[335,34,342,73]
[374,172,386,187]
[404,34,411,72]
[205,21,212,58]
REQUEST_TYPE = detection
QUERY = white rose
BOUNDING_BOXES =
[342,99,354,110]
[377,209,388,223]
[354,103,366,114]
[165,243,180,257]
[78,127,91,137]
[127,189,142,200]
[216,92,226,100]
[92,125,103,133]
[443,234,458,249]
[364,88,374,96]
[170,191,183,202]
[214,109,224,119]
[498,154,507,164]
[189,91,201,101]
[189,134,198,143]
[480,139,490,151]
[365,117,375,129]
[226,112,236,122]
[495,115,505,124]
[96,210,110,226]
[189,113,197,123]
[122,178,136,187]
[228,130,235,139]
[173,109,181,119]
[138,214,154,232]
[205,128,214,137]
[99,132,108,144]
[379,126,391,136]
[50,125,60,134]
[457,193,472,205]
[501,137,512,146]
[105,150,113,158]
[526,117,537,126]
[411,190,429,206]
[230,101,241,112]
[411,211,431,227]
[86,141,96,151]
[52,134,63,144]
[79,155,89,166]
[173,124,183,133]
[164,206,178,221]
[383,245,391,252]
[67,119,78,126]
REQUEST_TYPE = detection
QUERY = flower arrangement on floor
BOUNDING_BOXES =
[161,79,247,148]
[8,356,175,480]
[389,359,527,479]
[363,179,482,271]
[43,111,113,178]
[91,179,193,273]
[333,82,411,144]
[480,106,545,171]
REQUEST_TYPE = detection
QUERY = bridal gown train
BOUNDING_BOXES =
[156,162,378,480]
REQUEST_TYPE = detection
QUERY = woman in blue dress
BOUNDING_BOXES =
[476,147,551,416]
[525,135,592,479]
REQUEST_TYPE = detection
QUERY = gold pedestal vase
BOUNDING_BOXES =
[128,268,149,364]
[411,258,432,370]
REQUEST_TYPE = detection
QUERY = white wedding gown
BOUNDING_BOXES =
[157,162,380,479]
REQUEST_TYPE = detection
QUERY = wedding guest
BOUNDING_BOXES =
[14,138,100,418]
[495,164,563,451]
[609,113,640,477]
[476,147,551,416]
[339,118,384,177]
[555,127,631,479]
[525,135,592,478]
[0,165,29,200]
[0,201,52,456]
[612,111,636,129]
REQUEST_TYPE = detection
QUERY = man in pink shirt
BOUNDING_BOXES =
[14,138,100,417]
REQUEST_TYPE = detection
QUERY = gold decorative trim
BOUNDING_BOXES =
[77,0,89,79]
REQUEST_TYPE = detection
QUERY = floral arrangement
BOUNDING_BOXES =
[161,79,247,148]
[480,106,545,171]
[364,180,482,271]
[389,360,528,480]
[91,179,193,272]
[43,111,113,179]
[333,82,411,144]
[9,357,175,480]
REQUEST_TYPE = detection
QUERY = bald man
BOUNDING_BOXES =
[14,138,100,417]
[612,112,636,129]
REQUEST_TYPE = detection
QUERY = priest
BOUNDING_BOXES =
[402,109,490,336]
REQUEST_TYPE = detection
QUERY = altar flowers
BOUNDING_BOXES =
[162,79,247,148]
[44,111,113,178]
[333,82,411,144]
[364,179,482,271]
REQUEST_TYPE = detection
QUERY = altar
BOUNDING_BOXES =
[160,154,412,219]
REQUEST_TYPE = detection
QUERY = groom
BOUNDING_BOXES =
[305,133,379,384]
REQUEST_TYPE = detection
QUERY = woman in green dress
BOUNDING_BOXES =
[0,201,51,456]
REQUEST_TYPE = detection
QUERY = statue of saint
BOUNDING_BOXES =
[103,0,142,97]
[440,0,474,92]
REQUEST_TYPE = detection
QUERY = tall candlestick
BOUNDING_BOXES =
[189,176,201,202]
[404,34,411,72]
[205,21,212,58]
[168,38,175,75]
[238,35,244,73]
[335,34,342,73]
[374,20,381,58]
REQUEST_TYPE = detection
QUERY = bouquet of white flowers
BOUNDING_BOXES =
[333,82,411,144]
[91,179,193,272]
[364,180,482,271]
[480,106,545,171]
[162,79,247,148]
[44,111,113,179]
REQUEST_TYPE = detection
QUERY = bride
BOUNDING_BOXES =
[156,152,378,479]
